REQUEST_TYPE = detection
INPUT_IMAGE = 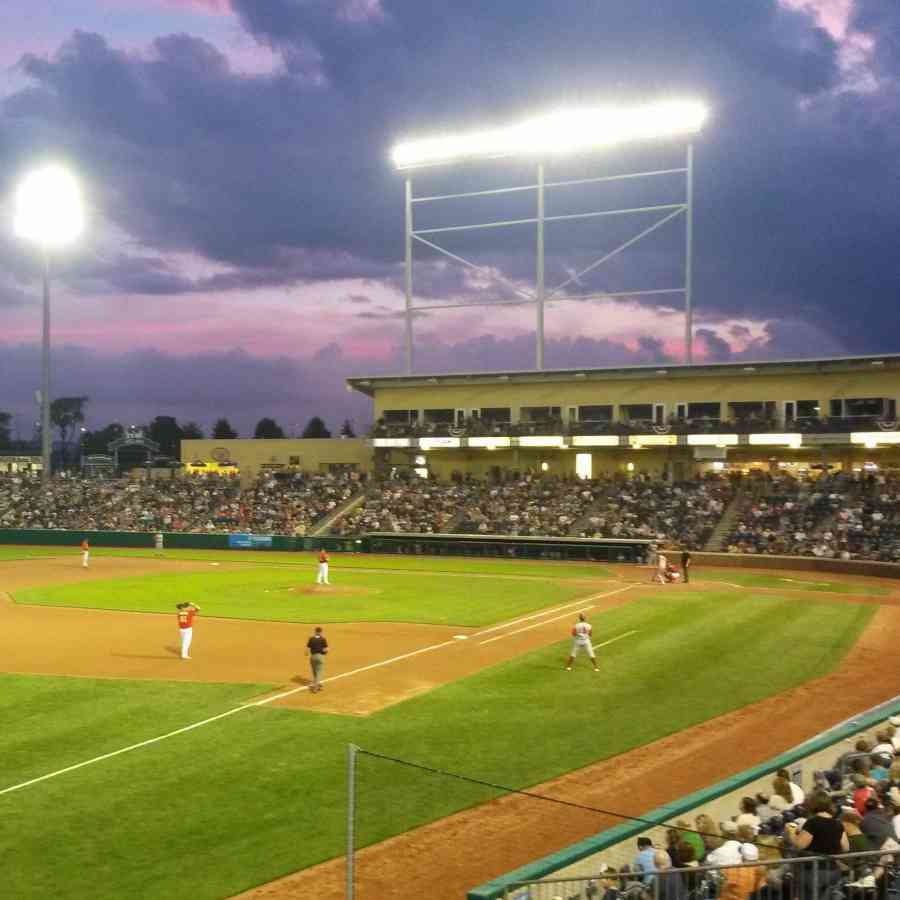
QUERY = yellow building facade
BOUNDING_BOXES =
[180,437,371,483]
[348,354,900,480]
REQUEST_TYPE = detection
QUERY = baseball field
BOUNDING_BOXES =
[1,546,898,900]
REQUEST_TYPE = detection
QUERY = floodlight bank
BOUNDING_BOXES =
[13,164,85,247]
[391,99,708,168]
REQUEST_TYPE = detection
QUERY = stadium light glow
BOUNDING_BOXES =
[14,164,85,247]
[391,98,709,169]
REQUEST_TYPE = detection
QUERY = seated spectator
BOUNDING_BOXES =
[706,821,743,866]
[649,850,683,900]
[755,792,781,823]
[696,813,723,854]
[675,819,706,866]
[852,773,876,815]
[634,836,657,884]
[772,776,796,810]
[776,768,805,806]
[785,790,849,854]
[860,796,894,846]
[840,809,872,853]
[719,843,767,900]
[736,797,761,835]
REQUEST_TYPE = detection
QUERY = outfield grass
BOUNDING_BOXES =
[12,566,600,626]
[0,546,71,561]
[0,588,875,900]
[695,569,890,595]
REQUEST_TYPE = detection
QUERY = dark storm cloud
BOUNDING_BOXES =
[1,0,899,353]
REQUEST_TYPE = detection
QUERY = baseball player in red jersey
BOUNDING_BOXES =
[316,548,330,585]
[565,612,599,672]
[80,537,90,569]
[176,602,200,659]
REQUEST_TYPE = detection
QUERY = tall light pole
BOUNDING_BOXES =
[13,164,85,482]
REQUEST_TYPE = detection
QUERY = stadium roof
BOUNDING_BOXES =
[347,352,900,396]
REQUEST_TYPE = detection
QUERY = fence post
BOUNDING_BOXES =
[347,743,358,900]
[811,856,819,900]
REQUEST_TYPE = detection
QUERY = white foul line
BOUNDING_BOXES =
[0,705,250,797]
[471,593,619,639]
[593,630,639,651]
[478,585,635,645]
[256,638,459,704]
[0,584,638,796]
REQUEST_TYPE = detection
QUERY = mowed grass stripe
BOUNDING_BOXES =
[12,567,597,627]
[0,591,874,900]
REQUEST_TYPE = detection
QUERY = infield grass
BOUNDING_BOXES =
[12,566,600,626]
[0,584,876,900]
[3,543,616,578]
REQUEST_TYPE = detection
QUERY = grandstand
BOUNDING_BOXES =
[7,351,900,562]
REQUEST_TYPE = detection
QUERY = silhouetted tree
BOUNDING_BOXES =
[0,411,11,448]
[148,416,184,457]
[51,396,89,466]
[302,416,331,439]
[181,421,205,440]
[254,417,285,439]
[339,419,356,438]
[212,418,238,439]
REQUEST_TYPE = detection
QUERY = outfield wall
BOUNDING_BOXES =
[0,529,357,552]
[695,551,900,579]
[467,696,900,899]
[2,529,900,578]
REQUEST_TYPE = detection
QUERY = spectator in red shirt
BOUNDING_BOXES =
[852,773,876,815]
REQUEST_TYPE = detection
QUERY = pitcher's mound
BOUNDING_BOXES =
[289,585,377,597]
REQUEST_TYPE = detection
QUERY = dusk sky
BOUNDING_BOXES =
[1,0,899,438]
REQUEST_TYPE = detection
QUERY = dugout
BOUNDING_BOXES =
[359,532,650,562]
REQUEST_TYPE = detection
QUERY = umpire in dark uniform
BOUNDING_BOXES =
[680,548,692,583]
[306,626,328,693]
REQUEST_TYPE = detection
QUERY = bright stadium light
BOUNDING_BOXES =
[13,163,86,482]
[391,98,709,169]
[14,164,85,247]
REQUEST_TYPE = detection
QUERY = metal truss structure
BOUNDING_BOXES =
[400,143,695,373]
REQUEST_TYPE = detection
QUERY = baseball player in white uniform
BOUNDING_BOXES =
[654,551,668,583]
[565,613,599,672]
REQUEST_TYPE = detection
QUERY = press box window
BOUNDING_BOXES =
[383,409,419,424]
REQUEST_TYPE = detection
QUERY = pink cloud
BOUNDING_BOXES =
[96,0,231,12]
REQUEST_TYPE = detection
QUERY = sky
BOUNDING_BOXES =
[1,0,899,439]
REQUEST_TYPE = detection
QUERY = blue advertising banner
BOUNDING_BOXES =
[228,533,273,549]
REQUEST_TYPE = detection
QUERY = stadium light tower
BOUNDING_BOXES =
[13,164,85,481]
[391,98,708,372]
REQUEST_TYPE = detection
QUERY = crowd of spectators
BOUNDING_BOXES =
[579,475,734,550]
[726,472,900,562]
[240,470,363,535]
[0,469,362,534]
[330,476,484,535]
[602,720,900,900]
[0,470,242,532]
[455,475,610,537]
[7,466,900,561]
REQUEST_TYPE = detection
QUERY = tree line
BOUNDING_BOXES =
[0,398,356,460]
